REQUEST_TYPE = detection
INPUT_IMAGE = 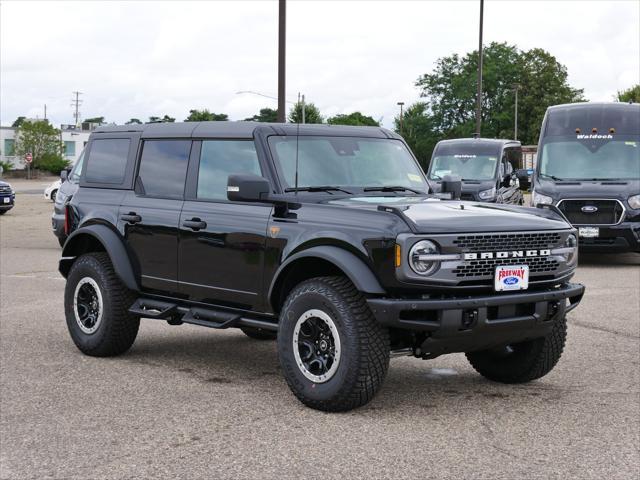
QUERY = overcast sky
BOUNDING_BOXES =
[1,0,638,129]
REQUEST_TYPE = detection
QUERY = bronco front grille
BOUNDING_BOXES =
[0,186,11,194]
[452,256,560,278]
[453,232,562,251]
[557,199,624,225]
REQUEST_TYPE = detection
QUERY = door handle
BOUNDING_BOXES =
[183,218,207,231]
[121,212,141,224]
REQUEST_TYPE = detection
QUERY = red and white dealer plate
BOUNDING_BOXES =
[495,265,529,292]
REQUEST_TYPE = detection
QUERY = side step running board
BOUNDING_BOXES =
[128,298,278,331]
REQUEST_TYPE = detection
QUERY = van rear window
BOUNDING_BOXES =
[85,138,130,184]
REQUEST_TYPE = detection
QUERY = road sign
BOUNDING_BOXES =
[25,153,33,164]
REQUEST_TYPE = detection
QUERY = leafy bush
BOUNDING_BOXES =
[0,160,13,173]
[36,153,70,174]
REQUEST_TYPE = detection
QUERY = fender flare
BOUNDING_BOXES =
[59,224,139,291]
[268,245,386,305]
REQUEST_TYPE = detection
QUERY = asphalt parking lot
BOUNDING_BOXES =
[1,185,639,480]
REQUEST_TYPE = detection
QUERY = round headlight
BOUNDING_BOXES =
[565,233,578,265]
[409,240,440,275]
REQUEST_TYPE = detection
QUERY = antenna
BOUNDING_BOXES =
[294,92,301,194]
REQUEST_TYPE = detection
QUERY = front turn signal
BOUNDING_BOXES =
[395,244,402,268]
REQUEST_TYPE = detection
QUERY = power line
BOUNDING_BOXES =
[71,91,83,125]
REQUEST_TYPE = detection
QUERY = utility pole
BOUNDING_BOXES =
[301,94,306,124]
[44,104,47,120]
[397,102,405,135]
[475,0,484,137]
[277,0,286,123]
[71,91,83,126]
[513,83,520,140]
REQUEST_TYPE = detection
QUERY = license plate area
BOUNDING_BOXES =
[579,227,599,238]
[495,265,529,292]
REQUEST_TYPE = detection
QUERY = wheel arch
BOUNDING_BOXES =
[59,224,139,291]
[268,245,385,313]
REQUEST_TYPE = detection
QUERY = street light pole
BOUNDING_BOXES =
[397,101,405,135]
[513,84,520,140]
[475,0,484,137]
[277,0,286,123]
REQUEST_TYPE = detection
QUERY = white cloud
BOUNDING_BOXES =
[1,0,638,128]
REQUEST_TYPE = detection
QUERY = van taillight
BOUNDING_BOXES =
[64,205,71,235]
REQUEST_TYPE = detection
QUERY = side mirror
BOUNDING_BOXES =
[441,174,462,200]
[60,170,68,181]
[515,169,531,191]
[227,174,270,202]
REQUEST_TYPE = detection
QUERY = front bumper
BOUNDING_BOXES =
[0,195,15,211]
[367,282,585,356]
[576,222,640,252]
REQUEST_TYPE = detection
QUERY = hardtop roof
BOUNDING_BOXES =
[93,121,399,139]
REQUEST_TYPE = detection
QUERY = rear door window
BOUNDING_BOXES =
[136,140,191,199]
[85,138,130,184]
[197,140,261,200]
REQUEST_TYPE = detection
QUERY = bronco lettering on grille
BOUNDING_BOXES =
[464,249,551,260]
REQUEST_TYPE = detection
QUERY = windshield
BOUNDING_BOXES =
[539,135,640,180]
[267,136,428,192]
[428,143,501,181]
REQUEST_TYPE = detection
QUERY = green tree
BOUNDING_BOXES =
[414,42,585,149]
[84,116,106,125]
[13,119,65,169]
[148,115,175,123]
[617,84,640,103]
[12,116,26,128]
[125,118,142,125]
[393,102,439,169]
[288,101,323,124]
[244,107,278,122]
[327,112,380,126]
[184,109,228,121]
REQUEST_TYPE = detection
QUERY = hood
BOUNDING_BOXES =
[428,179,496,194]
[0,180,11,187]
[535,178,640,205]
[325,196,570,233]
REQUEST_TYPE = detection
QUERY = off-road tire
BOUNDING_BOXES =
[277,276,390,412]
[64,252,139,357]
[51,189,57,202]
[466,315,567,383]
[0,210,7,215]
[240,326,277,340]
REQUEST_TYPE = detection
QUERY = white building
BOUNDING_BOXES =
[0,123,91,169]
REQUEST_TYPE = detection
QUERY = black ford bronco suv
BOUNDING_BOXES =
[60,122,585,411]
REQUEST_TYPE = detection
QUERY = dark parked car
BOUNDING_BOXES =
[532,102,640,252]
[52,151,83,246]
[59,122,585,411]
[427,138,525,204]
[0,180,15,214]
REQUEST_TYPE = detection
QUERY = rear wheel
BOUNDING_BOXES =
[64,252,139,356]
[466,315,567,383]
[50,189,58,202]
[277,276,390,411]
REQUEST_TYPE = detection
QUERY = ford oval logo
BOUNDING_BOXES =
[504,277,519,285]
[581,205,598,213]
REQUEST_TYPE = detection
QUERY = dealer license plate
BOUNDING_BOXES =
[495,265,529,292]
[2,197,9,204]
[579,227,599,238]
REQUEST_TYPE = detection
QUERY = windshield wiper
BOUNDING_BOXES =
[363,186,424,194]
[540,173,565,181]
[284,186,353,194]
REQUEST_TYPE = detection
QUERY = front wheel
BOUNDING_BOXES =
[466,315,567,383]
[50,189,57,202]
[277,276,390,412]
[64,252,139,357]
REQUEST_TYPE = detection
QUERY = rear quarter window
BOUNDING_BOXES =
[85,138,130,184]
